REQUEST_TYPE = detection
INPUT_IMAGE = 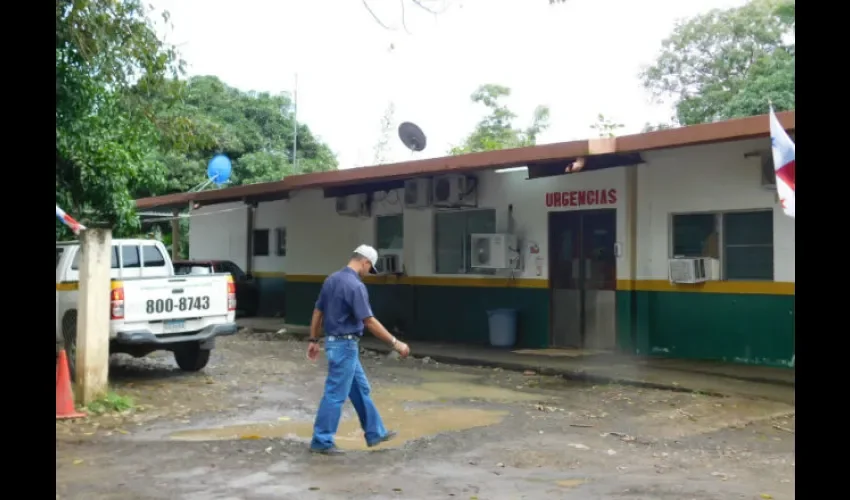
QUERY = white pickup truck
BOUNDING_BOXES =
[56,238,238,377]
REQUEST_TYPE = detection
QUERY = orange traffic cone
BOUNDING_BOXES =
[56,350,86,420]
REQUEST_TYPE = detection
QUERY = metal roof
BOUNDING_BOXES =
[136,110,795,210]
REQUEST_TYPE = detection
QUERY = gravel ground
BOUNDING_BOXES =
[56,331,795,500]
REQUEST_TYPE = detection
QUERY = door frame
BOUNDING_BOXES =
[547,208,618,347]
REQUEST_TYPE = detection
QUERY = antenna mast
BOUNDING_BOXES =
[292,73,298,171]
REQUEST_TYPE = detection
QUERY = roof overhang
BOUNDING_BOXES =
[135,111,795,210]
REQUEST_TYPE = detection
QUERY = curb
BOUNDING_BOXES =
[359,342,727,397]
[239,325,783,399]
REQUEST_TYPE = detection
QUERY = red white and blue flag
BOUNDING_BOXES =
[56,204,86,235]
[769,107,795,219]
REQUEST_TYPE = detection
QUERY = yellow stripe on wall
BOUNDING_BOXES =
[616,279,794,296]
[252,271,287,278]
[286,274,548,289]
[286,274,794,295]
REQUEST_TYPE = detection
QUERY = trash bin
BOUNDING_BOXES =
[487,308,518,347]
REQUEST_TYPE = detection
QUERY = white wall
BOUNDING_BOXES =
[637,138,795,283]
[253,199,288,274]
[188,202,249,270]
[187,138,795,284]
[281,167,627,280]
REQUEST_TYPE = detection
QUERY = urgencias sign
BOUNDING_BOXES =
[545,189,617,208]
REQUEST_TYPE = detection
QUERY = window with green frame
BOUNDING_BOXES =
[434,209,497,274]
[671,210,773,281]
[375,214,404,250]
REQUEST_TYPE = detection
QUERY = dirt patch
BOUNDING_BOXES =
[57,335,795,500]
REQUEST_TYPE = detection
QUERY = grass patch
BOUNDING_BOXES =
[86,391,135,415]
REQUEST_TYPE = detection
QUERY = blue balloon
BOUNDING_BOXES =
[207,154,232,185]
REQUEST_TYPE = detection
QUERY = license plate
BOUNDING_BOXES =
[163,320,185,332]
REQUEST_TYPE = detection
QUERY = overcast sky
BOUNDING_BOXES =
[149,0,748,169]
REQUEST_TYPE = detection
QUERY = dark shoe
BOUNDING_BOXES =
[367,430,398,448]
[310,446,345,455]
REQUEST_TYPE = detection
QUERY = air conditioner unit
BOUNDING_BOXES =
[335,194,370,217]
[374,250,403,275]
[403,178,432,209]
[470,233,519,270]
[760,151,776,190]
[432,174,478,208]
[668,257,719,284]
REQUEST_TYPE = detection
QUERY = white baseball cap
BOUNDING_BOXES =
[353,244,379,274]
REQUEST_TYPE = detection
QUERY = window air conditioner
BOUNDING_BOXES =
[668,257,719,284]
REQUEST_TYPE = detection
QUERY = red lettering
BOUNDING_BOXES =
[577,191,587,206]
[546,188,618,208]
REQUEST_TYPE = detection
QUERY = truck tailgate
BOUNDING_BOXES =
[121,275,231,324]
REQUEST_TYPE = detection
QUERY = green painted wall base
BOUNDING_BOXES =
[287,281,795,367]
[256,277,286,317]
[616,290,795,368]
[286,281,550,349]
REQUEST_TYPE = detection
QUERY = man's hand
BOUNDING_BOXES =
[307,341,321,361]
[394,341,410,358]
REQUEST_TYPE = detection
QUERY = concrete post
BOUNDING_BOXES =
[76,228,112,404]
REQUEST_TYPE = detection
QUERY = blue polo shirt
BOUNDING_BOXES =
[315,267,374,336]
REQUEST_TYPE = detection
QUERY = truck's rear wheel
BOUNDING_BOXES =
[174,346,211,372]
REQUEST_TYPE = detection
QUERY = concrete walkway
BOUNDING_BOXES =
[237,317,795,404]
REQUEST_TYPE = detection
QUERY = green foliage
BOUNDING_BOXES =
[450,84,550,155]
[641,0,795,125]
[135,75,338,197]
[590,114,624,138]
[56,3,338,241]
[56,0,182,238]
[86,391,135,415]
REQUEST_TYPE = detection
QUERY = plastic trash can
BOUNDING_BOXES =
[487,308,518,347]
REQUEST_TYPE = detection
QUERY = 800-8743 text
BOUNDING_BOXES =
[146,296,211,314]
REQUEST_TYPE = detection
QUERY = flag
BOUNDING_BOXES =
[768,107,795,219]
[56,205,86,235]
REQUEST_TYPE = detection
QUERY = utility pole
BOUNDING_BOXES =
[292,73,298,171]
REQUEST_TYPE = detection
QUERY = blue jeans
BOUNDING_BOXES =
[310,338,388,450]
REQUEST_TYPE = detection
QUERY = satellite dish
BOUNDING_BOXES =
[207,154,232,186]
[398,122,427,152]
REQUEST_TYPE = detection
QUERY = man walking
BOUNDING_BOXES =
[307,244,411,454]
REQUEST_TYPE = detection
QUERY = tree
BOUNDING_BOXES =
[640,0,795,125]
[450,84,550,155]
[590,114,624,138]
[132,75,338,197]
[56,0,182,237]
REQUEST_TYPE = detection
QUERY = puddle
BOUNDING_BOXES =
[169,407,508,450]
[168,373,536,450]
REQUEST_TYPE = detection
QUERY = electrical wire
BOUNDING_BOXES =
[139,204,249,224]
